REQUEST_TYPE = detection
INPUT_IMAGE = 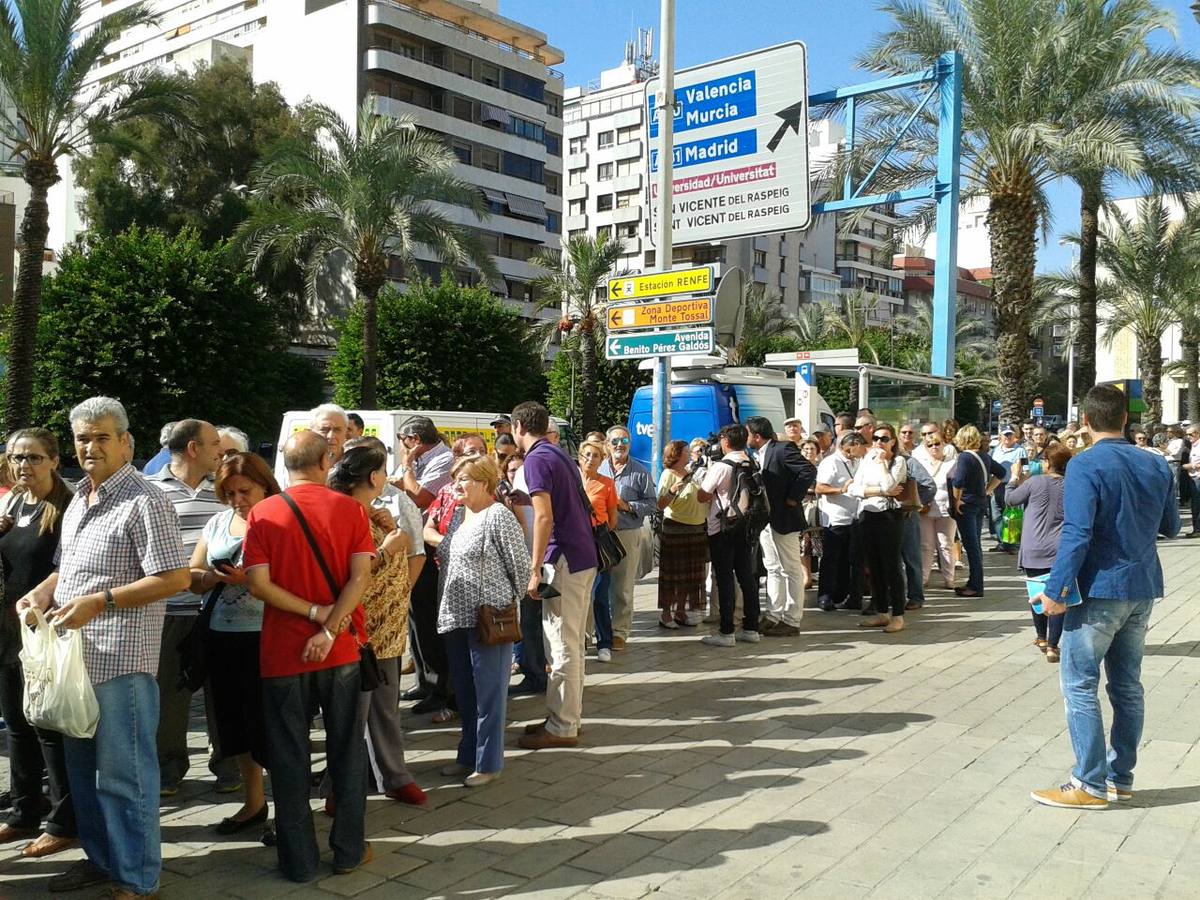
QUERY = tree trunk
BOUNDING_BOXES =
[987,170,1039,425]
[2,160,58,431]
[1183,332,1200,423]
[1140,338,1163,426]
[1075,176,1101,402]
[355,255,388,410]
[579,324,598,436]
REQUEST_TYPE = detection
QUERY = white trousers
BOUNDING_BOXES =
[608,528,643,641]
[759,526,805,627]
[542,559,596,738]
[920,515,958,588]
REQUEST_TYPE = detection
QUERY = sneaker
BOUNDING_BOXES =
[384,783,427,807]
[758,618,780,634]
[701,633,736,647]
[1106,784,1133,802]
[657,618,679,630]
[735,630,761,643]
[597,648,612,663]
[1030,783,1108,810]
[464,771,498,788]
[764,623,800,637]
[684,610,704,626]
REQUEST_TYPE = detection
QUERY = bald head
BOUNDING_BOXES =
[283,430,331,476]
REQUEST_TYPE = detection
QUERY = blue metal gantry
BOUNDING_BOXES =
[809,51,964,379]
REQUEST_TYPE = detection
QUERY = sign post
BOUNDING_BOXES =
[646,42,810,246]
[649,0,675,482]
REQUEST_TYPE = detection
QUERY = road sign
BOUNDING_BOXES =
[607,297,713,332]
[646,42,810,246]
[607,266,714,302]
[606,327,715,360]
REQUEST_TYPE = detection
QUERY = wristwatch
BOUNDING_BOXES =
[103,588,116,610]
[395,465,411,478]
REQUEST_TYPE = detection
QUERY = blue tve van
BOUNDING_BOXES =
[626,366,832,471]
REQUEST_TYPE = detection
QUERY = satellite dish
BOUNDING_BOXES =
[713,266,747,352]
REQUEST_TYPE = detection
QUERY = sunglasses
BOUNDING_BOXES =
[609,437,631,446]
[872,434,892,443]
[8,453,47,465]
[928,441,943,447]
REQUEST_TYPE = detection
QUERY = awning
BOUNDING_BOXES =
[479,102,508,124]
[481,187,507,205]
[505,193,547,221]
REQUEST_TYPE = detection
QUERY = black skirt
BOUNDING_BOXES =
[206,630,267,768]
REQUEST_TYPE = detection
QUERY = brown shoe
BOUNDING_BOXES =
[612,637,627,650]
[21,832,75,858]
[883,616,905,634]
[764,623,800,637]
[334,841,373,875]
[48,859,109,893]
[1031,783,1108,810]
[103,889,159,900]
[1045,647,1061,663]
[523,719,583,736]
[0,823,35,844]
[517,727,578,750]
[858,614,891,628]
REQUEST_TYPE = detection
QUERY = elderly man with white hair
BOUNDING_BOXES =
[310,403,350,463]
[217,426,250,456]
[17,397,189,898]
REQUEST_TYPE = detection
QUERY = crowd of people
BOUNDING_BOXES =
[0,386,1190,894]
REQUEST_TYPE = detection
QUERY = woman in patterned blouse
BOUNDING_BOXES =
[327,444,427,808]
[436,455,531,787]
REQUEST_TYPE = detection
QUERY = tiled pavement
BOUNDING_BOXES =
[4,535,1200,899]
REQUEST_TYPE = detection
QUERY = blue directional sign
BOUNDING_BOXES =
[646,42,810,246]
[605,327,715,361]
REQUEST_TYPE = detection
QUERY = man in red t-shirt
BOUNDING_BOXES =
[244,431,375,882]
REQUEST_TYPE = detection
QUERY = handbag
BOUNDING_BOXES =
[896,475,922,513]
[544,442,628,573]
[20,607,100,739]
[280,492,385,692]
[1001,506,1024,544]
[475,507,522,646]
[177,583,224,692]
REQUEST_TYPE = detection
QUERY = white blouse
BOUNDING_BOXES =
[436,503,532,634]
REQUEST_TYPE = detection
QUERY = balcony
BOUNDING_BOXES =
[565,182,588,201]
[564,119,588,139]
[368,0,565,66]
[565,214,588,232]
[614,139,643,161]
[613,173,643,193]
[612,107,643,129]
[612,205,642,224]
[566,151,588,170]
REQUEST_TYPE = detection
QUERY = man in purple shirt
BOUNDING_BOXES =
[511,402,598,750]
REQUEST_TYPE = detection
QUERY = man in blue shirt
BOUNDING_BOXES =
[989,425,1026,553]
[1032,385,1180,810]
[598,426,656,650]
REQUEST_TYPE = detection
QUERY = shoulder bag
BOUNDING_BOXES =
[475,506,523,646]
[280,492,384,692]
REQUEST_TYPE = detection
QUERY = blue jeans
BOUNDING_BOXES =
[900,512,924,606]
[592,571,613,650]
[1060,599,1152,798]
[64,673,160,896]
[956,505,985,592]
[262,662,365,882]
[444,627,513,774]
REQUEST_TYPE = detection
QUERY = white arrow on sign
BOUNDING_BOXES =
[608,338,619,355]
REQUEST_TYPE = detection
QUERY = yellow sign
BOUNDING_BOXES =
[607,297,714,332]
[607,265,714,301]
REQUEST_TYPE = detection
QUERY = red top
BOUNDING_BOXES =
[426,483,459,537]
[243,483,376,678]
[584,473,618,528]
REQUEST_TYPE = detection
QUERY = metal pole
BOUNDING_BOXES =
[930,51,963,379]
[1066,340,1075,418]
[650,0,675,482]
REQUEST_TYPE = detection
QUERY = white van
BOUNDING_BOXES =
[272,409,576,485]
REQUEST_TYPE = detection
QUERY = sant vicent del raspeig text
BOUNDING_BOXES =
[669,186,792,231]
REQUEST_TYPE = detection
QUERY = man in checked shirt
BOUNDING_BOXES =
[18,396,189,900]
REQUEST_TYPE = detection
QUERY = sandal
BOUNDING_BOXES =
[1034,639,1048,653]
[431,707,458,725]
[21,832,75,858]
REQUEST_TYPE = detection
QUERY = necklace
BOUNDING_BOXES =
[16,495,44,529]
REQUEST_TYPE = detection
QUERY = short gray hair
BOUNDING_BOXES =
[310,403,348,427]
[70,396,129,435]
[158,421,178,447]
[168,419,206,455]
[217,426,249,452]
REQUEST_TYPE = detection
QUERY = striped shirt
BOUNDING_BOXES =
[54,464,188,685]
[148,467,223,615]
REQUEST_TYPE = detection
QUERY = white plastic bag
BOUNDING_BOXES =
[19,607,100,739]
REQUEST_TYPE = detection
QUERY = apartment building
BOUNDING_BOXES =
[72,0,565,337]
[563,57,904,321]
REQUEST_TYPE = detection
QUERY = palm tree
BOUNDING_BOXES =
[1057,0,1200,405]
[0,0,189,429]
[849,0,1169,423]
[728,285,807,366]
[241,99,496,407]
[531,232,626,435]
[793,301,830,346]
[1096,196,1199,424]
[825,288,881,364]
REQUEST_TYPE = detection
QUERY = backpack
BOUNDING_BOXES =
[718,458,771,537]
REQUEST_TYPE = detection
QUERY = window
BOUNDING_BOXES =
[544,132,561,156]
[621,222,638,238]
[569,199,585,216]
[597,130,614,148]
[616,191,638,209]
[616,159,637,177]
[617,125,639,144]
[597,194,613,212]
[502,152,544,183]
[451,53,472,79]
[451,96,473,122]
[479,61,500,87]
[568,170,584,185]
[544,172,560,195]
[780,255,786,272]
[508,115,545,143]
[479,148,500,172]
[503,69,545,102]
[596,225,612,240]
[545,94,562,117]
[569,137,585,155]
[450,141,472,165]
[597,162,613,181]
[753,250,767,267]
[569,229,587,241]
[427,46,447,69]
[644,250,656,267]
[546,212,560,234]
[693,246,723,265]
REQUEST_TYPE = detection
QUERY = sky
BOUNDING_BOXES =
[505,0,1200,273]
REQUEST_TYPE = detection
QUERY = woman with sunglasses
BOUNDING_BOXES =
[0,429,77,858]
[848,423,909,633]
[579,441,619,659]
[916,430,958,590]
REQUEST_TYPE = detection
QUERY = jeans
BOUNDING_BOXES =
[517,594,547,692]
[708,530,760,635]
[861,510,907,617]
[956,504,986,592]
[262,662,365,882]
[0,662,75,836]
[64,673,160,895]
[444,627,513,774]
[817,524,861,608]
[1059,599,1153,798]
[592,571,614,651]
[900,512,924,606]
